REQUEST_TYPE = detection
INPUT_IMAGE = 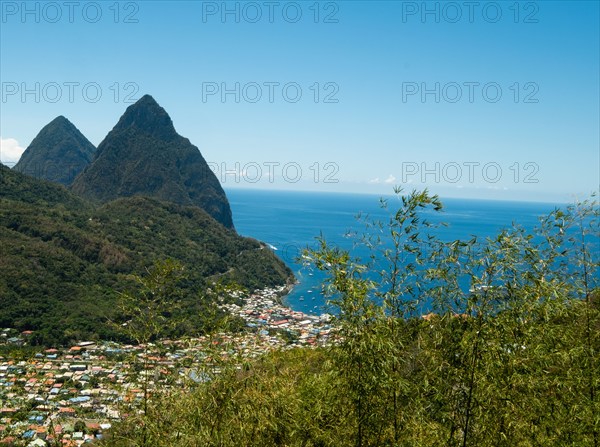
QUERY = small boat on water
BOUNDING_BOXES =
[469,285,491,293]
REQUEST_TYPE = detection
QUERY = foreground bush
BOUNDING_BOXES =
[101,191,599,447]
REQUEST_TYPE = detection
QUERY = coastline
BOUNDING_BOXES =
[219,285,334,349]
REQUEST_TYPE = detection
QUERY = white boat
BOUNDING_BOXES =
[469,285,491,293]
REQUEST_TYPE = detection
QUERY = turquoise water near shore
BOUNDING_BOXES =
[227,189,565,315]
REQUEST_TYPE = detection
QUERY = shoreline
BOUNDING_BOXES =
[0,288,336,445]
[220,285,334,349]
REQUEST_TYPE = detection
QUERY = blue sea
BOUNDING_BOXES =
[227,189,566,315]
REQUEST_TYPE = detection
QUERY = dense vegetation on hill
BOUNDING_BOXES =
[0,165,293,346]
[101,190,599,447]
[71,95,234,228]
[14,116,95,186]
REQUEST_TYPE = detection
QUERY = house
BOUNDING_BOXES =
[58,408,76,417]
[6,338,23,346]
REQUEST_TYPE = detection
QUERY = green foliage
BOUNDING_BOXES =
[0,165,293,346]
[115,259,187,345]
[74,420,87,433]
[101,190,599,446]
[114,259,189,444]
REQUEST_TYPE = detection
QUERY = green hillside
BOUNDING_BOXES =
[0,164,293,346]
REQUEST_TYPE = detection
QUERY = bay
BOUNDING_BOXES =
[227,188,566,315]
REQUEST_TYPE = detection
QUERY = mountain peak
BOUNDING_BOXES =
[41,115,78,134]
[50,115,71,125]
[71,96,235,229]
[14,116,96,186]
[113,94,177,140]
[137,94,160,105]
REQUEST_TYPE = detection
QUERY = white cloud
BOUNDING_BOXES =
[368,175,397,185]
[0,138,25,166]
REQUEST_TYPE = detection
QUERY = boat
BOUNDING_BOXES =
[469,285,491,293]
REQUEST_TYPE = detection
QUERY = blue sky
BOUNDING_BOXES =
[1,1,598,202]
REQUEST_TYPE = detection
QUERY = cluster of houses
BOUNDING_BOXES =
[0,333,138,446]
[219,286,336,348]
[0,288,337,446]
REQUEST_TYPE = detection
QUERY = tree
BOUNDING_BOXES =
[304,189,599,446]
[100,190,598,446]
[112,259,185,446]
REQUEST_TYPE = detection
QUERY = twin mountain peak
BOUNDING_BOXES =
[14,95,234,229]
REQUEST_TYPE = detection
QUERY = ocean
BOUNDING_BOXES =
[227,188,566,315]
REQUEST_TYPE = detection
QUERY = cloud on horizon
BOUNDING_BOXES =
[384,174,396,184]
[0,138,25,165]
[368,174,397,185]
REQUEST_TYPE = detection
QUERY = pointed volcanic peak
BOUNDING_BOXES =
[14,116,96,186]
[71,95,234,229]
[109,94,179,141]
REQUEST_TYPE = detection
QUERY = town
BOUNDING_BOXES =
[0,286,335,446]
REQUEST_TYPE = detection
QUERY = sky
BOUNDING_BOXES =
[1,0,598,203]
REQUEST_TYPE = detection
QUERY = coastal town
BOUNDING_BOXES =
[0,287,335,446]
